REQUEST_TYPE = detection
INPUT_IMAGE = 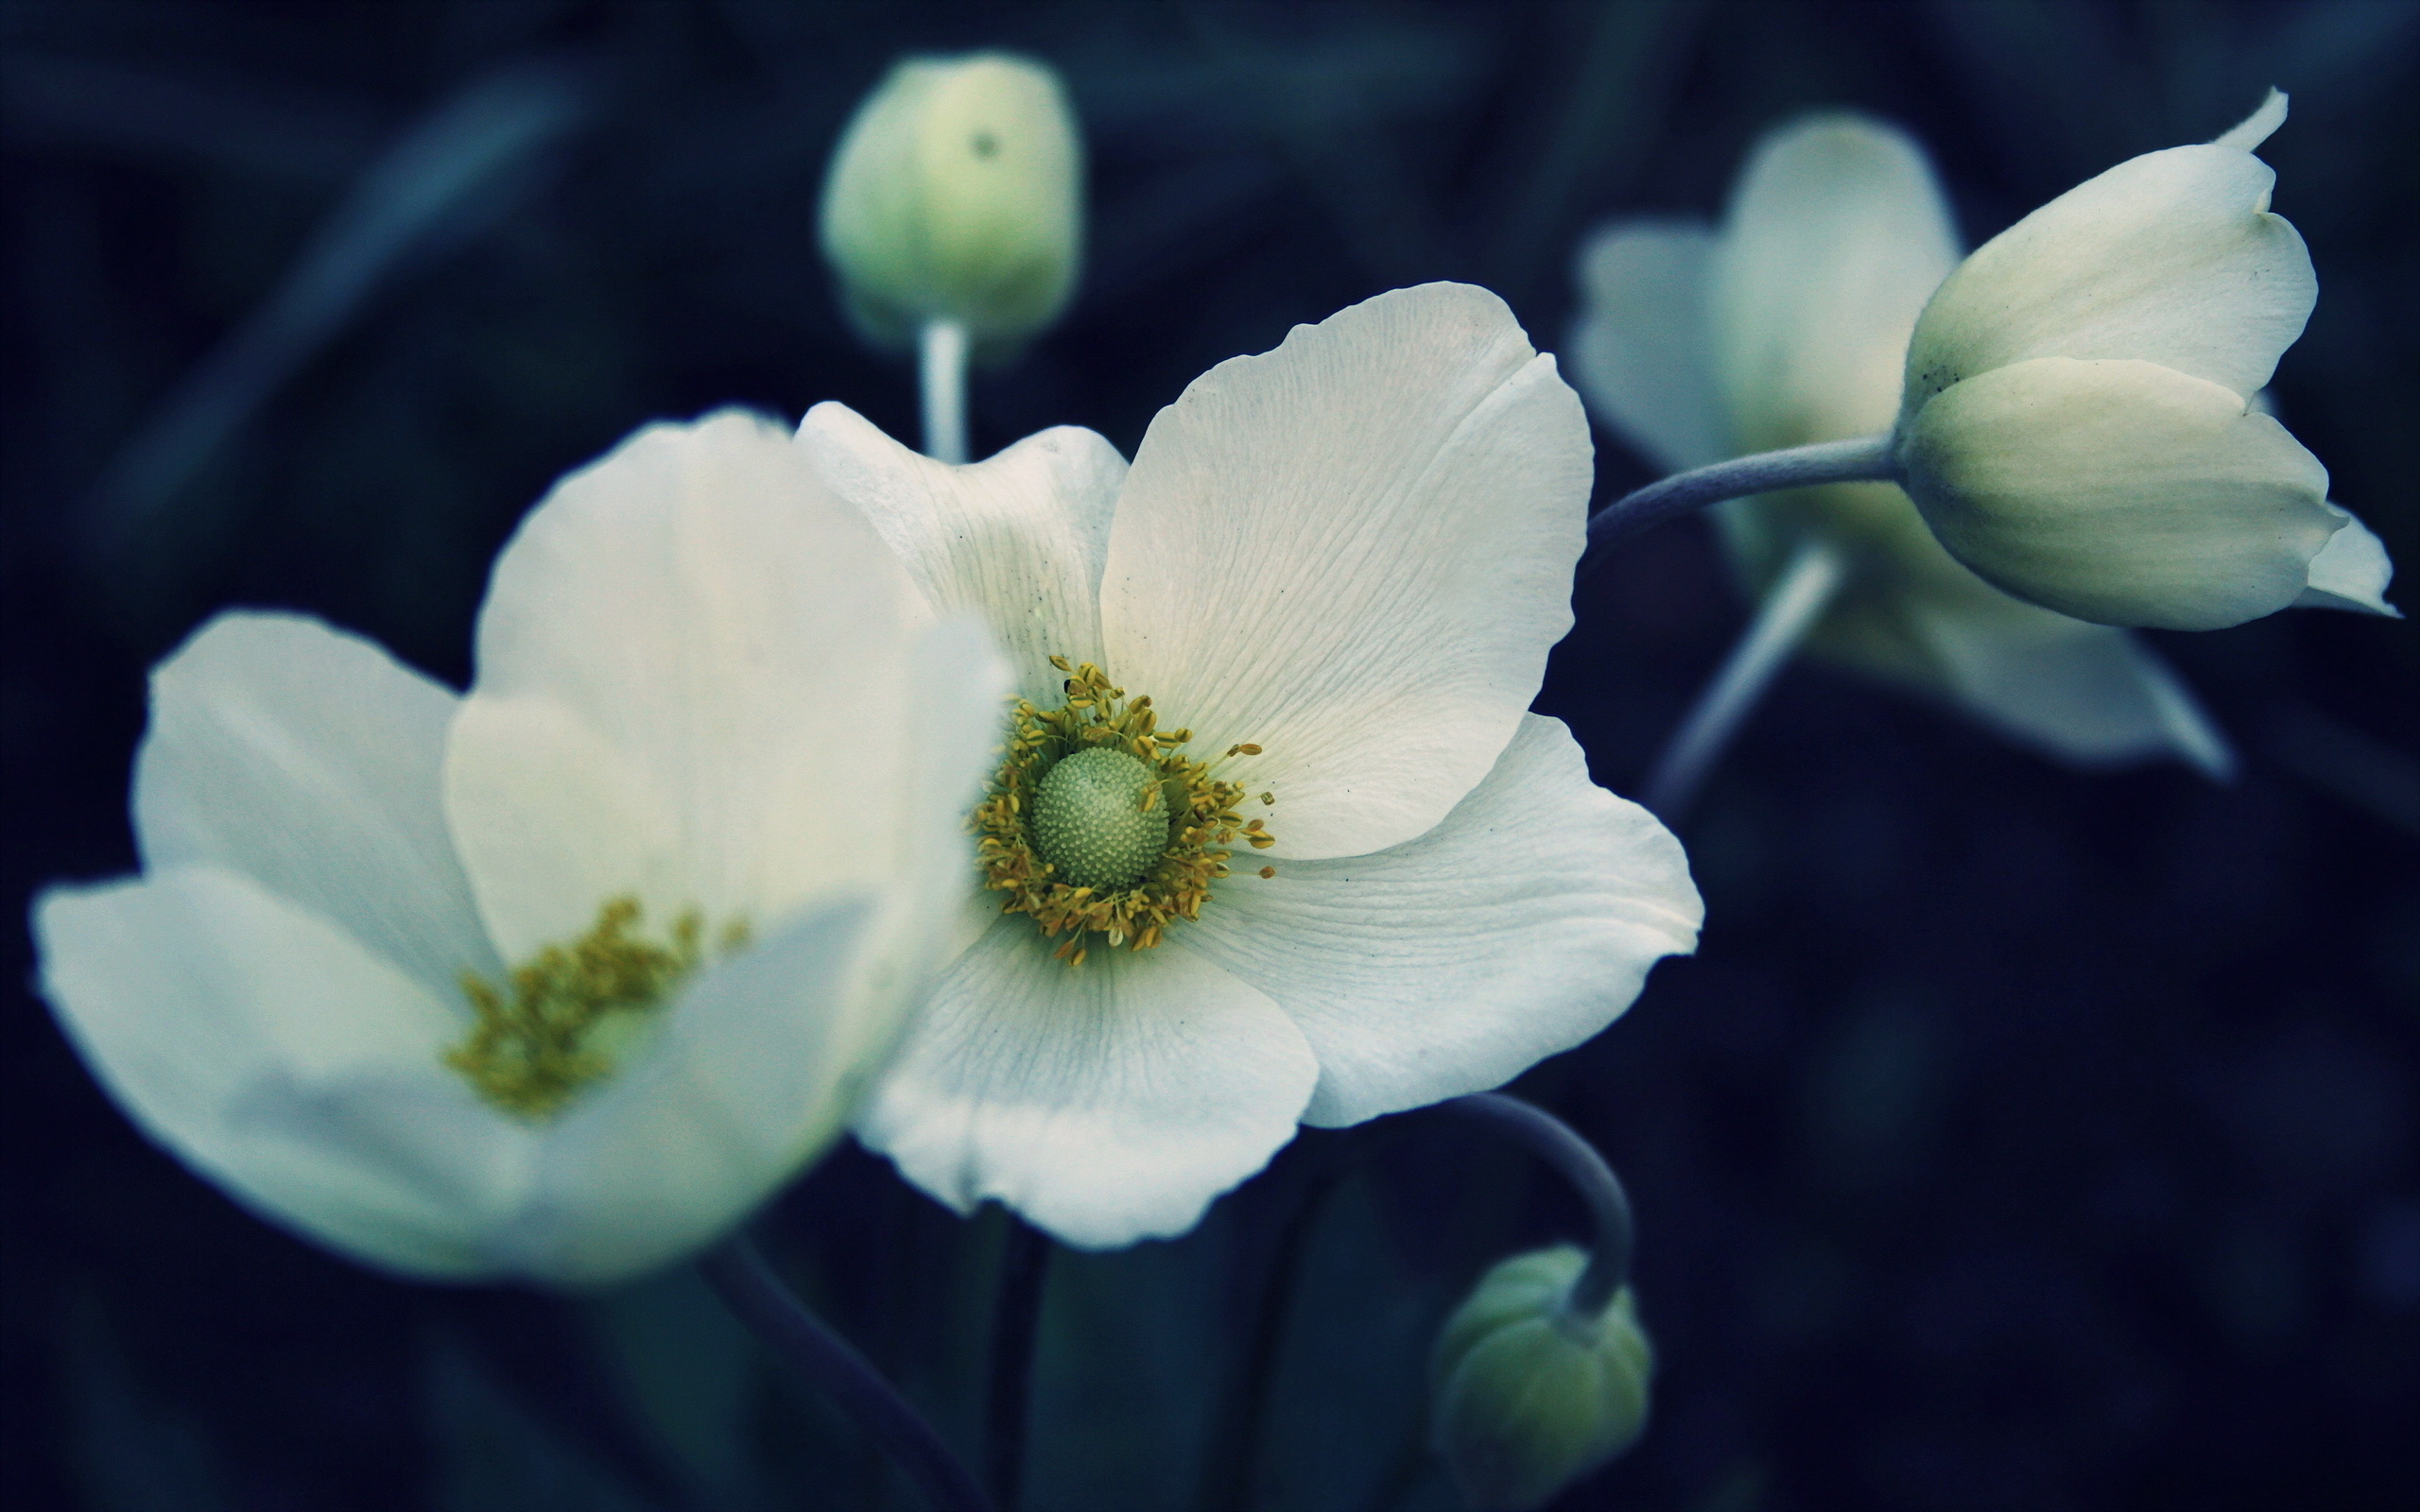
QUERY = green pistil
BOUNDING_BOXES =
[1031,747,1173,890]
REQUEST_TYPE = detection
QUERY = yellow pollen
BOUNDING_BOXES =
[444,896,742,1119]
[975,659,1273,966]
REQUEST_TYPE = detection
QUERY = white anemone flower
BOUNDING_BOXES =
[1893,90,2396,630]
[1573,113,2239,776]
[799,283,1704,1248]
[32,412,1007,1286]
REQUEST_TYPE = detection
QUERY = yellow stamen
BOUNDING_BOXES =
[445,896,745,1119]
[973,659,1276,966]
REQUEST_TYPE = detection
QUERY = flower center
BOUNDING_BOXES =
[976,658,1273,966]
[444,897,747,1119]
[1031,747,1171,889]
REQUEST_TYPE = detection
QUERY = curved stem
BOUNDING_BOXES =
[699,1235,993,1512]
[1643,536,1848,823]
[984,1219,1051,1510]
[1583,433,1897,558]
[920,318,970,464]
[1443,1093,1634,1318]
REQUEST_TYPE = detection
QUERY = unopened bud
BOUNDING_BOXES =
[1429,1246,1651,1511]
[819,53,1083,360]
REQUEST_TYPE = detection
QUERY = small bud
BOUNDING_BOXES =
[819,53,1083,360]
[1429,1246,1651,1511]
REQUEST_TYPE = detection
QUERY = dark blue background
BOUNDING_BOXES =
[6,3,2415,1508]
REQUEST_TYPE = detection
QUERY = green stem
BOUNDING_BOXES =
[699,1234,993,1512]
[1642,535,1847,822]
[920,318,969,464]
[1443,1093,1634,1318]
[983,1218,1051,1510]
[1583,433,1897,558]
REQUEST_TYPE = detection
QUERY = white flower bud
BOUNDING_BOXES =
[1893,90,2394,630]
[1429,1246,1651,1511]
[819,53,1083,360]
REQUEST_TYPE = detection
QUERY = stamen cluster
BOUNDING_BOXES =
[447,897,744,1118]
[976,658,1272,966]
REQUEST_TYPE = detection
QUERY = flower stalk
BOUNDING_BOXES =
[983,1218,1051,1510]
[1443,1092,1634,1318]
[700,1233,994,1512]
[1643,537,1848,822]
[922,318,971,464]
[1584,433,1898,558]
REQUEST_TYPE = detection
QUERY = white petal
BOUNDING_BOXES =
[134,612,501,991]
[1900,357,2338,629]
[2294,505,2400,616]
[494,895,883,1287]
[441,697,684,964]
[1899,597,2237,778]
[1100,283,1592,860]
[448,409,928,951]
[2212,88,2288,152]
[1567,221,1728,472]
[797,402,1129,705]
[856,919,1319,1248]
[1712,113,1961,451]
[1181,715,1701,1128]
[34,867,529,1279]
[1904,142,2313,410]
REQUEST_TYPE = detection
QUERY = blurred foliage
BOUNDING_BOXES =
[4,2,2417,1509]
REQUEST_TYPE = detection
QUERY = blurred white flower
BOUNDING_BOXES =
[1893,90,2396,630]
[821,52,1084,362]
[1574,113,2238,776]
[802,283,1703,1248]
[34,413,1005,1287]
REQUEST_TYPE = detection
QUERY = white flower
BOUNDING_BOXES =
[1572,113,2238,775]
[820,52,1084,361]
[799,283,1703,1248]
[32,413,1007,1286]
[1893,91,2396,630]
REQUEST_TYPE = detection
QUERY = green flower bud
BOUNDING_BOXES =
[819,52,1083,361]
[1430,1246,1651,1511]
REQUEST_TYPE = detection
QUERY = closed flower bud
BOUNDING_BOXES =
[1893,90,2395,631]
[1430,1246,1651,1511]
[819,53,1083,361]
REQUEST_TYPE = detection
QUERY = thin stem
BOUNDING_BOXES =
[1642,536,1848,823]
[699,1235,993,1512]
[983,1218,1051,1510]
[1443,1093,1634,1318]
[1582,433,1897,558]
[920,318,970,464]
[1196,1152,1356,1512]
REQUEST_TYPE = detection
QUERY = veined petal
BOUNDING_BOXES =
[2294,505,2400,616]
[134,612,501,991]
[1903,138,2313,413]
[1101,283,1592,860]
[1568,221,1728,472]
[35,867,529,1279]
[449,410,928,952]
[1900,597,2236,778]
[856,919,1319,1248]
[798,402,1129,705]
[1713,113,1960,451]
[1900,357,2337,629]
[495,896,881,1287]
[1181,716,1700,1128]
